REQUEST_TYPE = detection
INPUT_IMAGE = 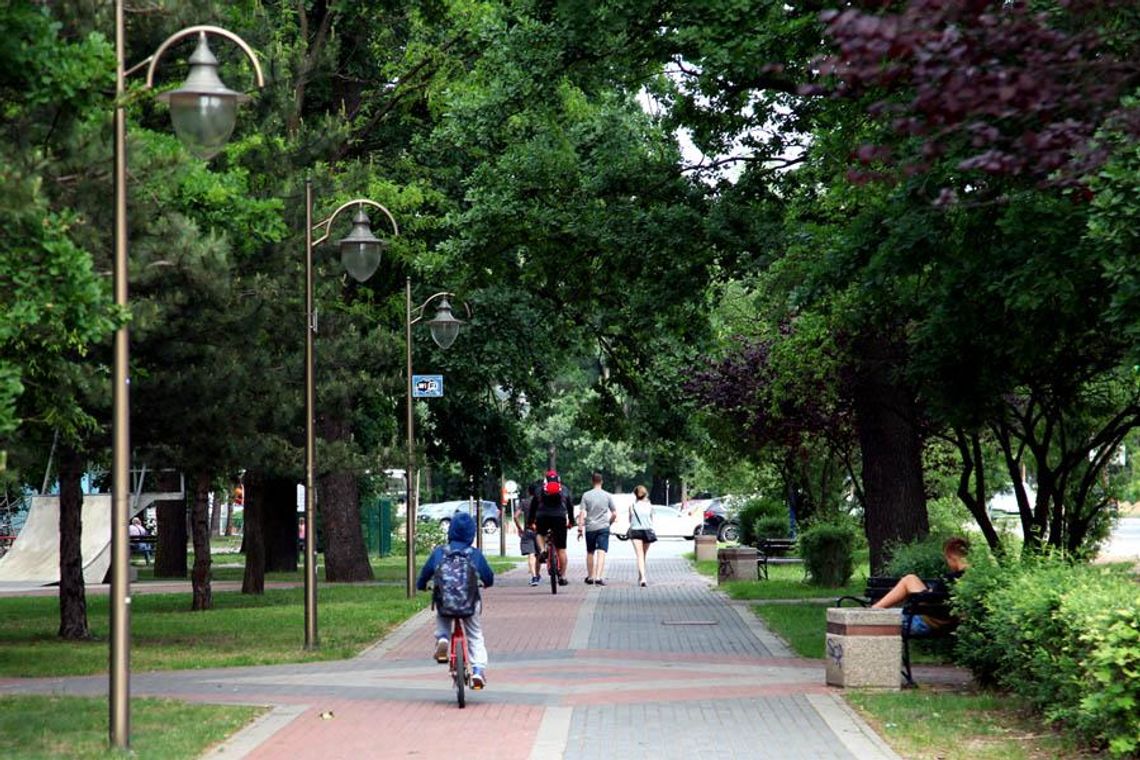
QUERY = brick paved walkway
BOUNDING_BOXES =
[0,557,900,759]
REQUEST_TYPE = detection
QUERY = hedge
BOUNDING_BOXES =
[953,558,1140,757]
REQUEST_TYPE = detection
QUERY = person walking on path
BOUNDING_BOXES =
[527,469,574,587]
[628,484,657,587]
[414,512,495,689]
[515,483,542,586]
[577,472,616,586]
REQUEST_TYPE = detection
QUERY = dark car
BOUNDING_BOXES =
[698,498,740,542]
[417,499,501,533]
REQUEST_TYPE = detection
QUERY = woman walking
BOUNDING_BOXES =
[628,485,657,587]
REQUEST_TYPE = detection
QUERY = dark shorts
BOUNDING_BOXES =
[519,529,537,555]
[628,528,657,544]
[535,514,569,549]
[584,529,610,553]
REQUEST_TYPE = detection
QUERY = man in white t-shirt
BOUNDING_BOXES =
[576,473,616,586]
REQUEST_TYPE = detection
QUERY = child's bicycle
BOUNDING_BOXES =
[447,616,472,708]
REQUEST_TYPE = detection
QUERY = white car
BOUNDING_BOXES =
[606,495,702,539]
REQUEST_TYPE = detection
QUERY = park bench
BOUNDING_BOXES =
[836,576,956,687]
[129,535,154,565]
[756,537,802,580]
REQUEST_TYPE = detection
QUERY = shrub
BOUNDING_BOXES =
[885,534,956,578]
[753,515,789,541]
[738,495,786,547]
[798,520,856,587]
[392,520,446,558]
[954,557,1140,757]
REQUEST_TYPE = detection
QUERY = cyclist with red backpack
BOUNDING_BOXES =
[416,511,495,689]
[527,470,574,587]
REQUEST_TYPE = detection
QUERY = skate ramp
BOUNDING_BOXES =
[0,494,172,585]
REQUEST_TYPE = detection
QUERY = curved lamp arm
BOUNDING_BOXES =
[312,199,399,246]
[142,26,265,91]
[409,292,472,325]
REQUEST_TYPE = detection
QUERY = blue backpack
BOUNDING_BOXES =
[432,547,479,618]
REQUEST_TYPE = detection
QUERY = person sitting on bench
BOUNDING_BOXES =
[129,516,153,564]
[872,536,970,634]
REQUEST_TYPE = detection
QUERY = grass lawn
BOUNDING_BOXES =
[0,695,261,760]
[848,690,1090,759]
[4,553,522,679]
[138,552,522,583]
[686,550,867,599]
[0,583,430,678]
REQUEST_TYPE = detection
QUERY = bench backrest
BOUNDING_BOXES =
[759,538,796,554]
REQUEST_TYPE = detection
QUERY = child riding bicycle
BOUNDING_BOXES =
[416,512,495,689]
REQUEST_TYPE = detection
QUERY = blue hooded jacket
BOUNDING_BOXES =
[415,511,495,592]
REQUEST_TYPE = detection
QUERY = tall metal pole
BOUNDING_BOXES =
[405,277,416,598]
[110,0,131,747]
[303,179,318,648]
[500,475,506,557]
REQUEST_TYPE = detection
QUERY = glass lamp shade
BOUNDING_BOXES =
[157,32,249,160]
[167,93,237,159]
[427,298,463,349]
[338,207,386,282]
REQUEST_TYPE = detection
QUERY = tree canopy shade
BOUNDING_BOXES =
[4,0,1139,611]
[816,0,1140,186]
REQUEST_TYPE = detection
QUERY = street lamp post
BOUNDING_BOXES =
[404,282,469,597]
[304,181,398,647]
[111,10,263,748]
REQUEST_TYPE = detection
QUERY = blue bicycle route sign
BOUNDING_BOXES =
[412,375,444,398]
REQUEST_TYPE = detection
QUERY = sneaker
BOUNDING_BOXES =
[585,577,595,585]
[433,638,449,663]
[471,667,486,690]
[529,575,541,587]
[595,579,606,586]
[558,575,569,586]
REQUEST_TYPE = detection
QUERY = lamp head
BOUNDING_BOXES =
[156,32,250,159]
[427,297,463,349]
[338,206,385,282]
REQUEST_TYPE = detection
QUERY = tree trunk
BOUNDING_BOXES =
[153,470,187,578]
[190,471,213,611]
[953,429,1003,553]
[57,443,90,640]
[264,475,299,573]
[317,417,373,582]
[241,471,265,594]
[209,488,222,536]
[851,332,930,575]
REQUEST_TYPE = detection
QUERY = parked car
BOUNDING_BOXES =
[417,499,500,533]
[608,494,702,539]
[698,498,740,542]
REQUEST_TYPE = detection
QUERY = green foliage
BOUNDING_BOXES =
[416,520,446,555]
[798,519,856,587]
[953,557,1140,756]
[738,494,786,546]
[885,534,955,579]
[753,515,789,541]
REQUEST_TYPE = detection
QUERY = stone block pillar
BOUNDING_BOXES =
[695,534,717,562]
[717,546,758,584]
[825,607,902,689]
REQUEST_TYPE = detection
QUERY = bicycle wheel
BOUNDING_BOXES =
[549,537,559,595]
[454,640,466,708]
